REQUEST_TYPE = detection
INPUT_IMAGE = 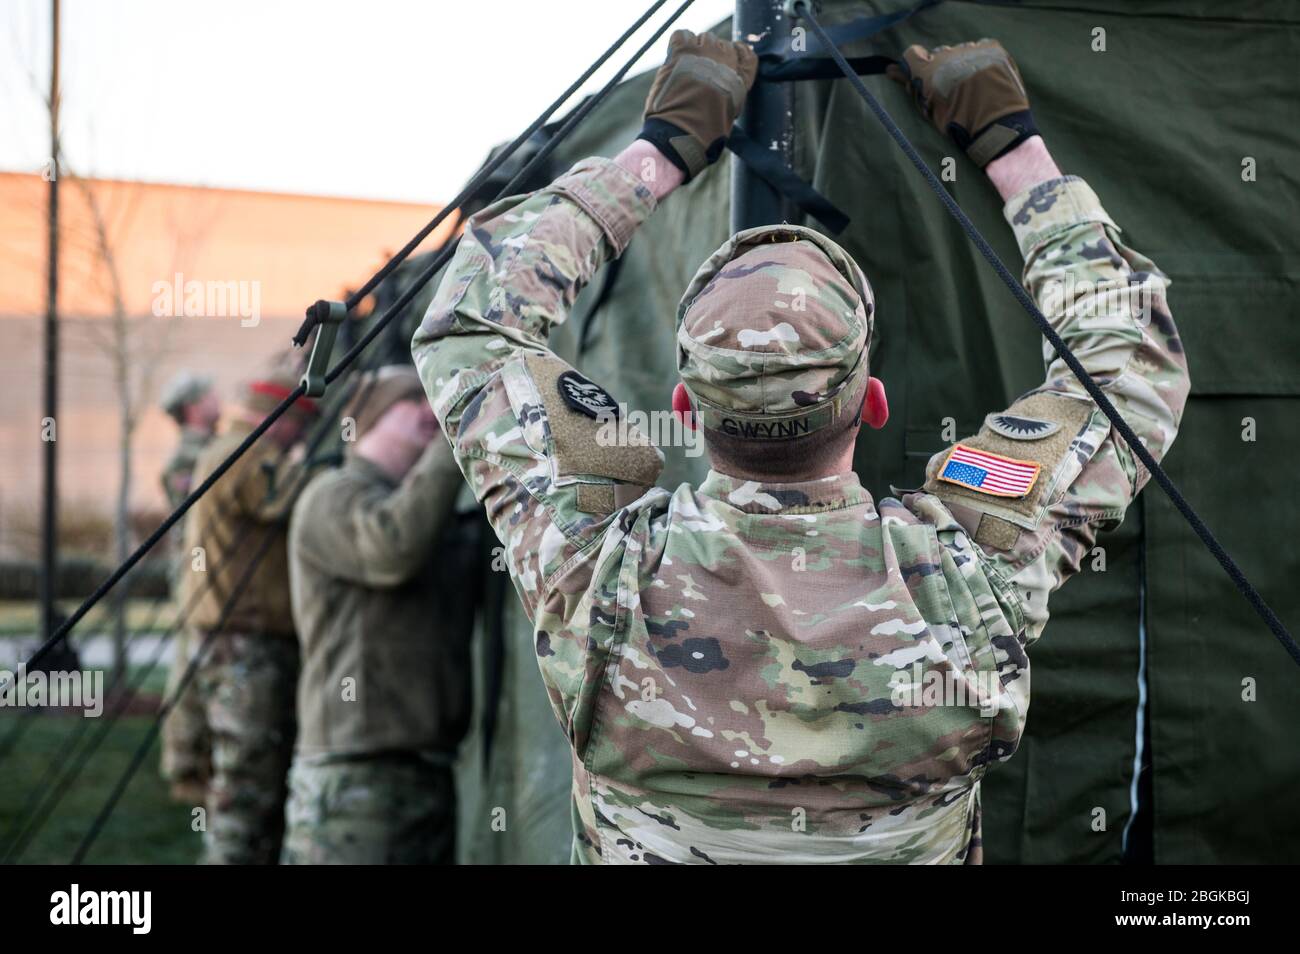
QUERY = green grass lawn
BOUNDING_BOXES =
[0,665,200,865]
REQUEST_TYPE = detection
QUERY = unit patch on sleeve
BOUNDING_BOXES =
[557,370,619,420]
[985,413,1061,440]
[939,444,1041,498]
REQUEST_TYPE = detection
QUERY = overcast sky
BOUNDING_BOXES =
[1,0,734,204]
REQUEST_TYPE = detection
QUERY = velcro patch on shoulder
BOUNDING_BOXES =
[523,353,663,487]
[926,391,1093,521]
[974,513,1022,551]
[575,483,617,516]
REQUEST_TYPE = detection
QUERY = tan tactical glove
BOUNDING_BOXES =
[888,39,1039,168]
[639,29,759,182]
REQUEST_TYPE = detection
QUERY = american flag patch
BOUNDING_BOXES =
[939,444,1041,498]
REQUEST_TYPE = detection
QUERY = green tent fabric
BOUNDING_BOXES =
[400,0,1299,864]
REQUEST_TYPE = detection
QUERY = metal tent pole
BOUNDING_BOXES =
[730,0,796,231]
[40,0,62,644]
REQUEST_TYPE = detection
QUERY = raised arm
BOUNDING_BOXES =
[294,439,464,590]
[899,42,1191,643]
[410,30,755,620]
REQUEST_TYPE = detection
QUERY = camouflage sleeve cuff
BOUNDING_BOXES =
[1003,175,1120,259]
[548,156,657,256]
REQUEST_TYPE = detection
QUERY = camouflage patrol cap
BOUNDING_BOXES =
[159,370,214,421]
[676,224,875,439]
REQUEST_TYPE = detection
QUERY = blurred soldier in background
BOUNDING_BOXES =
[282,366,473,865]
[157,371,221,804]
[181,359,320,864]
[159,372,221,507]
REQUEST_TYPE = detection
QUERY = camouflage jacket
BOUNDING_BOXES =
[412,158,1189,864]
[161,425,214,509]
[181,420,308,638]
[288,442,474,759]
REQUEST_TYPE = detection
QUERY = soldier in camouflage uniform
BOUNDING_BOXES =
[281,366,473,865]
[411,32,1189,863]
[158,371,221,804]
[181,361,320,864]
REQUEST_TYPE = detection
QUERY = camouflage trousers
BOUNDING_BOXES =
[195,631,299,865]
[280,754,456,865]
[160,626,212,789]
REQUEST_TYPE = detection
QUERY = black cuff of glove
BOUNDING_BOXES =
[951,109,1040,168]
[637,118,725,183]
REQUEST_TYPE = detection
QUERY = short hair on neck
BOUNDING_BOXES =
[701,381,864,483]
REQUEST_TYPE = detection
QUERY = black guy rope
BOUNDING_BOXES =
[0,518,262,862]
[1,603,179,862]
[66,0,703,863]
[7,0,689,687]
[3,286,404,850]
[332,0,676,317]
[70,526,281,865]
[5,355,387,861]
[55,371,388,864]
[0,597,161,767]
[0,319,377,787]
